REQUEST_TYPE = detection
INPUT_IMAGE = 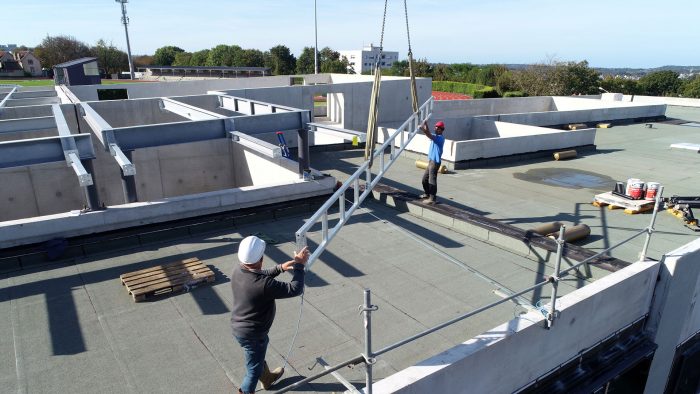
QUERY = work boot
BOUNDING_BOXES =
[426,196,437,204]
[418,193,429,199]
[259,361,284,390]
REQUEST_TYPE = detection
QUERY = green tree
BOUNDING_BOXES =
[267,45,296,75]
[235,49,265,67]
[495,70,518,95]
[555,61,600,95]
[387,60,408,76]
[133,55,153,67]
[412,58,433,78]
[153,46,184,66]
[682,75,700,98]
[172,52,192,66]
[34,35,92,68]
[513,59,599,96]
[432,64,451,81]
[638,70,682,96]
[90,39,128,75]
[206,44,241,66]
[296,47,315,74]
[599,75,640,95]
[190,49,210,66]
[318,47,347,73]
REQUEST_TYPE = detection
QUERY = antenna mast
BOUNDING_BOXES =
[115,0,135,80]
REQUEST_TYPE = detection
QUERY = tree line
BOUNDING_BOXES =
[144,45,348,75]
[20,35,700,98]
[385,59,700,98]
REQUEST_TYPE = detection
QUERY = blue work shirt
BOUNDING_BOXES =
[428,134,445,163]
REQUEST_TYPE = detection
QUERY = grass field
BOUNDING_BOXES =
[0,79,54,87]
[1,79,144,87]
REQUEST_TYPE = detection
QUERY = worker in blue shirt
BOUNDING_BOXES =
[420,120,445,204]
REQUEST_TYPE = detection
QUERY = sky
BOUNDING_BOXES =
[3,0,699,68]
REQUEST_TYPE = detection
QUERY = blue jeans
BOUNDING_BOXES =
[235,335,269,393]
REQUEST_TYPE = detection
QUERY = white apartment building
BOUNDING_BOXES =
[339,44,399,74]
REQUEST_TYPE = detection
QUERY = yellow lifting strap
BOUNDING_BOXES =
[365,0,419,167]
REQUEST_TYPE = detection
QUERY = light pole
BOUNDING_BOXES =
[314,0,318,74]
[598,86,610,93]
[115,0,135,80]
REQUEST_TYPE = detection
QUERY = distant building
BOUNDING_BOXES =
[53,57,101,86]
[137,65,271,79]
[339,44,399,74]
[0,44,17,53]
[13,51,42,77]
[0,50,24,77]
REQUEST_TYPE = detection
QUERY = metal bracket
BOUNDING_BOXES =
[66,152,94,186]
[358,304,379,314]
[230,131,283,158]
[109,143,136,176]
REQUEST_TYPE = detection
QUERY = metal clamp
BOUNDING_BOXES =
[362,355,377,365]
[358,304,379,315]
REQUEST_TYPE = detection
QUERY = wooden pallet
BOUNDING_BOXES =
[593,192,655,214]
[120,258,215,302]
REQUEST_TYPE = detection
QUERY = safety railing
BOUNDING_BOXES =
[276,186,664,394]
[295,97,433,268]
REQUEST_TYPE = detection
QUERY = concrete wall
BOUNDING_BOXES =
[5,96,60,107]
[432,96,555,119]
[67,75,294,101]
[0,104,54,120]
[0,175,336,249]
[454,123,596,161]
[220,77,432,132]
[231,143,299,187]
[644,238,700,393]
[172,95,240,117]
[487,104,666,127]
[628,95,700,108]
[87,99,188,127]
[373,260,660,394]
[379,121,595,163]
[0,162,87,221]
[10,90,57,99]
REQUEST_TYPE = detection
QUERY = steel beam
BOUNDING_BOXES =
[226,111,306,135]
[230,131,282,158]
[79,102,114,147]
[109,143,136,176]
[217,94,300,115]
[308,122,367,142]
[51,104,94,186]
[67,152,93,186]
[0,134,95,169]
[111,119,228,151]
[159,98,225,120]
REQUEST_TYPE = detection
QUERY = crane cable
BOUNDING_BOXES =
[276,0,419,383]
[364,0,389,168]
[405,0,419,114]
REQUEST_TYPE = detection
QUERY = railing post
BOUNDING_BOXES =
[546,225,565,329]
[361,288,378,394]
[640,186,664,261]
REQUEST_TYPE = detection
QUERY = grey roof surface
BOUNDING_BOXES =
[53,57,97,68]
[2,105,700,393]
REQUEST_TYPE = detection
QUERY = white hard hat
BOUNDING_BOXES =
[238,236,266,264]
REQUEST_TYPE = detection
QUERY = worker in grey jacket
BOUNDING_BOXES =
[231,235,309,393]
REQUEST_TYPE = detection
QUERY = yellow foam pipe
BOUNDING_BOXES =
[547,224,591,242]
[553,150,577,161]
[415,160,448,174]
[530,221,565,236]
